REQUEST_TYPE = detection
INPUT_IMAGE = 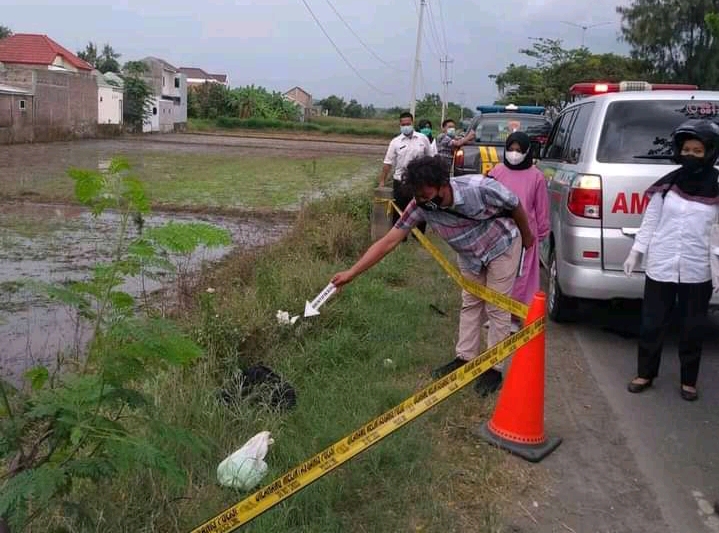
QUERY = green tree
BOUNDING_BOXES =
[618,0,719,87]
[0,158,230,532]
[0,25,11,39]
[344,99,363,118]
[78,42,121,73]
[121,61,153,132]
[77,42,98,67]
[412,93,470,125]
[708,12,719,37]
[318,95,346,116]
[97,44,121,73]
[491,37,650,108]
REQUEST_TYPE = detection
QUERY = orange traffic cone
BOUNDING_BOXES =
[476,291,562,462]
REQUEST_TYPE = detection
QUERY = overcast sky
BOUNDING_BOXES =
[2,0,632,109]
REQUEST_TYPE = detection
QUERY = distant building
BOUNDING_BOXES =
[179,67,229,88]
[139,56,187,133]
[0,33,98,143]
[0,33,93,72]
[94,70,123,125]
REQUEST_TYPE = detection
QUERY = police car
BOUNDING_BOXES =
[453,104,552,176]
[535,81,719,321]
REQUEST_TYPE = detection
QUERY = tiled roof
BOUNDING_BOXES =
[179,67,210,79]
[210,73,227,83]
[142,56,177,72]
[0,33,93,71]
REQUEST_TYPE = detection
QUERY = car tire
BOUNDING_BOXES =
[547,247,576,323]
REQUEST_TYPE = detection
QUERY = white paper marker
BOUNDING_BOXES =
[304,282,337,317]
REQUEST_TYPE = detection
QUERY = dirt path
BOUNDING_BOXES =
[120,132,388,156]
[499,318,671,532]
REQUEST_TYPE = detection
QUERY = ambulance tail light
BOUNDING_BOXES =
[568,174,602,219]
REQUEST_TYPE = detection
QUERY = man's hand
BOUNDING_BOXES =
[331,270,355,289]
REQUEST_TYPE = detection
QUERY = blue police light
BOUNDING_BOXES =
[476,104,545,115]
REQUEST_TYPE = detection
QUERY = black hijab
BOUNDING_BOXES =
[503,131,533,170]
[647,130,719,205]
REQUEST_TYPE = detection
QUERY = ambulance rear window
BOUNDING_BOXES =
[596,100,719,164]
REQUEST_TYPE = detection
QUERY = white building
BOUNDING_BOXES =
[139,57,187,133]
[94,70,123,125]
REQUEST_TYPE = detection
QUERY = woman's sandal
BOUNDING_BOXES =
[680,385,698,402]
[627,377,653,393]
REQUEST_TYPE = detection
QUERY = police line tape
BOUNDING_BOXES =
[379,198,529,319]
[190,317,545,533]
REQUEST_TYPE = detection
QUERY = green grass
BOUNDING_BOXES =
[188,116,397,139]
[20,154,380,209]
[71,192,518,532]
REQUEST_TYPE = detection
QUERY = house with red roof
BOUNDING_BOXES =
[0,33,93,72]
[0,33,99,143]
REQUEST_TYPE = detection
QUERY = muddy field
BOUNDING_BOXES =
[0,134,385,195]
[0,134,379,384]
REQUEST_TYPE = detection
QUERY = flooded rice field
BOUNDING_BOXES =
[0,201,291,384]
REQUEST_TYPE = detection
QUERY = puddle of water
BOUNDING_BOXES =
[0,203,291,384]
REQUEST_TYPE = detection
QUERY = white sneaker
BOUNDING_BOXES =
[510,322,520,333]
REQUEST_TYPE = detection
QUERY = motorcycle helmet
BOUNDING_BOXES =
[671,119,719,166]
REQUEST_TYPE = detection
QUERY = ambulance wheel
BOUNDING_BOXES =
[547,248,576,323]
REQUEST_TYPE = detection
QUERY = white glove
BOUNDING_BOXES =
[623,250,642,277]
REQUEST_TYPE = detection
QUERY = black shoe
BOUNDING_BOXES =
[680,386,698,402]
[474,368,503,397]
[627,377,653,394]
[431,357,467,380]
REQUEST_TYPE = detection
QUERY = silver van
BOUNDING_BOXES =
[537,89,719,322]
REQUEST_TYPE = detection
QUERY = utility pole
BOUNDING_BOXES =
[410,0,426,119]
[440,55,453,124]
[459,91,466,122]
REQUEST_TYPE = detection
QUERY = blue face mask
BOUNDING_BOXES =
[420,127,432,137]
[400,125,414,136]
[446,127,456,138]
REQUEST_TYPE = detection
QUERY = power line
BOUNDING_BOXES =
[426,0,446,56]
[413,0,442,60]
[324,0,405,72]
[436,0,448,54]
[299,0,390,95]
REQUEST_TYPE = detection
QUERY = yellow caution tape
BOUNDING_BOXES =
[190,317,545,533]
[373,198,529,319]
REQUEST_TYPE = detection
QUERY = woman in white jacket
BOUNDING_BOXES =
[624,119,719,401]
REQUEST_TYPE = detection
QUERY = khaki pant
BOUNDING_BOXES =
[456,237,521,370]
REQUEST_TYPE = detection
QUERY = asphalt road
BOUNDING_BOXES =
[572,301,719,532]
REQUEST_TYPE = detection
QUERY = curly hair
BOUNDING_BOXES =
[401,155,451,194]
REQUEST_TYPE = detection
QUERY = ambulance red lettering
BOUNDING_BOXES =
[611,192,649,214]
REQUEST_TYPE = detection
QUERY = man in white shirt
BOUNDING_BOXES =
[378,112,433,227]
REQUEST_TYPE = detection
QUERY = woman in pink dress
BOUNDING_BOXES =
[489,131,550,328]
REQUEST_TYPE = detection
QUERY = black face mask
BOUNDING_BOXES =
[418,194,444,211]
[678,154,704,171]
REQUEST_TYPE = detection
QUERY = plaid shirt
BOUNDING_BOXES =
[436,133,455,167]
[394,175,520,273]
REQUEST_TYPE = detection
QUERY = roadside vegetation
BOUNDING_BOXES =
[0,155,528,532]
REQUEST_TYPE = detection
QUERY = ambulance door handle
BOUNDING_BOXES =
[621,227,639,237]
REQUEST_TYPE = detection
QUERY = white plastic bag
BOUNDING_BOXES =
[217,431,274,490]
